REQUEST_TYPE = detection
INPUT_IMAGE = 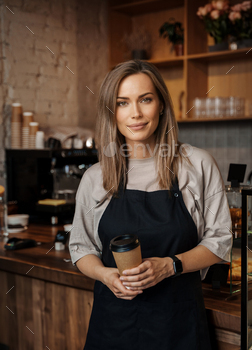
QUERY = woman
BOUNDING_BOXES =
[69,59,232,350]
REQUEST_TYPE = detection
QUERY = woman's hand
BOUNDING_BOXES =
[102,267,143,300]
[119,257,174,290]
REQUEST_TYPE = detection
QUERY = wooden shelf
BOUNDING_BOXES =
[109,57,184,70]
[109,0,184,15]
[148,56,184,67]
[177,116,252,123]
[187,47,252,62]
[109,0,252,125]
[147,48,252,68]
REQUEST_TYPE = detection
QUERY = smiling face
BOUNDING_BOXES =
[115,73,163,158]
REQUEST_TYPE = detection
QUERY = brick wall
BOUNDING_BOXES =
[0,0,251,188]
[0,0,108,186]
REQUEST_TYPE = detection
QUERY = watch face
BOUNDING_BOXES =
[176,260,183,273]
[173,259,183,275]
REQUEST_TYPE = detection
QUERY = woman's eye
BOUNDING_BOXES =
[116,98,152,107]
[116,101,127,106]
[142,97,152,103]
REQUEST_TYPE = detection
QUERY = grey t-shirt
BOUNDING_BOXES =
[69,146,232,279]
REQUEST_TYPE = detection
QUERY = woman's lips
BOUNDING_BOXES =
[128,123,148,131]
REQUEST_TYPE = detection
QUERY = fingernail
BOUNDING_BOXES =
[123,271,127,275]
[122,282,127,285]
[120,277,124,281]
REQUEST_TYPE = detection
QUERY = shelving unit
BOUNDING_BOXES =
[177,116,252,124]
[108,0,252,122]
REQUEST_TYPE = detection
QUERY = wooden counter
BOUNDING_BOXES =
[0,224,241,350]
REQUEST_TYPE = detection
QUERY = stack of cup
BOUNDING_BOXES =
[29,122,39,149]
[11,103,22,148]
[22,112,34,148]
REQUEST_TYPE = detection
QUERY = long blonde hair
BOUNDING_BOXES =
[95,59,189,197]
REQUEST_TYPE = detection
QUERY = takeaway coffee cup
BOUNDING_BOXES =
[109,234,142,275]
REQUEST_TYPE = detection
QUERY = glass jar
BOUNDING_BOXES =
[214,97,226,118]
[225,185,242,237]
[225,184,251,238]
[206,98,215,118]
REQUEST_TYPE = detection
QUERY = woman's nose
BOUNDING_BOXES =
[131,102,142,118]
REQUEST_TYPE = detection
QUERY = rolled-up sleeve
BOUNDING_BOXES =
[198,189,233,263]
[68,169,102,266]
[69,201,102,266]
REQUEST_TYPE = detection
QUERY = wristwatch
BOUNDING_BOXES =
[171,255,183,277]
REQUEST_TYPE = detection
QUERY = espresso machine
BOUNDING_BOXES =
[6,148,98,224]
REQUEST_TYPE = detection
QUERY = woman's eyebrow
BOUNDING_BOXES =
[117,92,154,99]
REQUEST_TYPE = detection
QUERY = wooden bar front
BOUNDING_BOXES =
[0,224,241,350]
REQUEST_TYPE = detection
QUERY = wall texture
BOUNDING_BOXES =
[179,121,252,186]
[0,0,108,185]
[0,0,251,188]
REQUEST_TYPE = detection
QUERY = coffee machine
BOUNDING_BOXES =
[6,148,98,223]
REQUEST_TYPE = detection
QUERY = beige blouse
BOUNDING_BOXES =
[69,146,233,280]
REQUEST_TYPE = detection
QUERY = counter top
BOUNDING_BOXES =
[0,224,95,291]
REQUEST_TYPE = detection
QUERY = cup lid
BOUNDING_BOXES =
[109,234,140,252]
[23,112,33,117]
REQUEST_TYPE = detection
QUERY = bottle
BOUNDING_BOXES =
[0,185,8,236]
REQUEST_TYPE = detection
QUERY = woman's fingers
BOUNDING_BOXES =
[122,260,150,276]
[120,269,150,283]
[122,277,153,289]
[119,257,171,290]
[112,274,143,297]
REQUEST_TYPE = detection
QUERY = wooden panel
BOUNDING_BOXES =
[131,6,184,61]
[109,5,185,67]
[149,56,184,67]
[184,59,208,119]
[208,59,252,103]
[215,329,240,346]
[109,10,132,67]
[186,0,208,55]
[217,341,240,350]
[188,48,252,62]
[110,0,184,15]
[0,223,244,350]
[0,270,93,350]
[177,116,252,123]
[159,66,185,120]
[0,224,95,290]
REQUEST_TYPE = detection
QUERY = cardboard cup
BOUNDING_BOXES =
[110,234,142,276]
[12,103,22,122]
[29,122,39,136]
[112,245,142,276]
[22,112,34,127]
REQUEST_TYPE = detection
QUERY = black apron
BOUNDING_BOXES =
[84,178,212,350]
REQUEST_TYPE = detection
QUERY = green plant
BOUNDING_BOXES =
[159,18,184,45]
